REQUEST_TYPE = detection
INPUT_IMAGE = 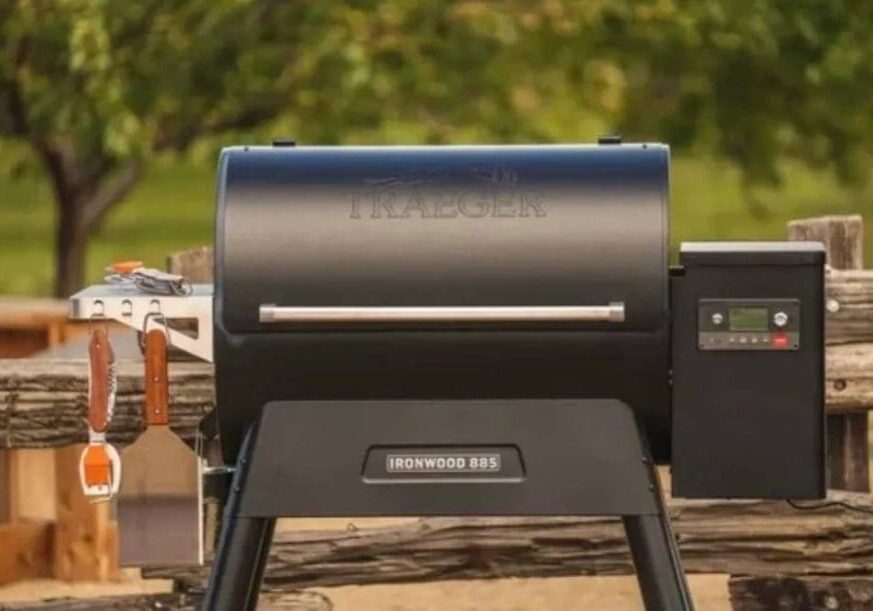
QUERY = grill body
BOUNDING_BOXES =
[215,144,671,463]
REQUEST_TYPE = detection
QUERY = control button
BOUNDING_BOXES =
[739,336,748,344]
[773,333,789,349]
[711,312,725,326]
[773,311,789,328]
[750,336,758,344]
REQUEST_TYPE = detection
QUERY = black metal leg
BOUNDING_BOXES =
[202,426,275,611]
[623,508,693,610]
[249,517,277,598]
[202,515,274,611]
[618,417,694,611]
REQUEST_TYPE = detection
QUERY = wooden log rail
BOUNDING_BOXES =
[0,361,213,448]
[143,492,873,593]
[1,313,871,447]
[729,576,873,611]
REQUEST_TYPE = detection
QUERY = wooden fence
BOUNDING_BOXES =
[0,215,872,609]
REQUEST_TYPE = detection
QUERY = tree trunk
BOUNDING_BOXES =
[39,146,140,298]
[54,198,88,298]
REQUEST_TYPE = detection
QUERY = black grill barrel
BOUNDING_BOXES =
[216,145,669,332]
[214,144,672,464]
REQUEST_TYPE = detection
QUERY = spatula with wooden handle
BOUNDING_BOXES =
[118,326,202,566]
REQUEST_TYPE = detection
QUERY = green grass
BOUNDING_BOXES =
[0,153,871,296]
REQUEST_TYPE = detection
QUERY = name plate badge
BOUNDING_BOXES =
[363,446,524,484]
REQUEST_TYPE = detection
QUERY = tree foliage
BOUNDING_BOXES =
[597,0,873,185]
[2,0,872,294]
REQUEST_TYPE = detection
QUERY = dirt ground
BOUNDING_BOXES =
[0,574,730,610]
[319,574,731,610]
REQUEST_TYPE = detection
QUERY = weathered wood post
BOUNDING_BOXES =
[788,215,868,492]
[167,246,214,283]
[0,301,92,585]
[52,445,117,581]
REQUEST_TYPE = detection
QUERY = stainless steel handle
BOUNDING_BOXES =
[259,303,625,324]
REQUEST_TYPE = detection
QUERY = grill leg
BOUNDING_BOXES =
[623,472,693,610]
[202,428,275,611]
[202,515,274,611]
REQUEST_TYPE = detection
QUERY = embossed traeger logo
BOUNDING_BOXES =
[386,453,501,474]
[350,165,546,220]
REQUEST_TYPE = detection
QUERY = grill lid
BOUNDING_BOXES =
[216,144,669,333]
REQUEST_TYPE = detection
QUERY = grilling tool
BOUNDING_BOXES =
[118,321,202,566]
[105,261,193,296]
[79,326,121,501]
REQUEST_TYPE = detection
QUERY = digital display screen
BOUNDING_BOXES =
[729,307,769,331]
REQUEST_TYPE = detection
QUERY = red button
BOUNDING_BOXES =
[772,333,789,349]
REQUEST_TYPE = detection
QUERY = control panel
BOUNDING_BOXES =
[698,299,799,351]
[672,241,825,500]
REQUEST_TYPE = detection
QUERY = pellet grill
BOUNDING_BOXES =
[70,141,826,611]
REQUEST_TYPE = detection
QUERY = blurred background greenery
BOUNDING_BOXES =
[1,1,872,296]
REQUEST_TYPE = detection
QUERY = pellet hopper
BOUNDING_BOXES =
[70,140,826,611]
